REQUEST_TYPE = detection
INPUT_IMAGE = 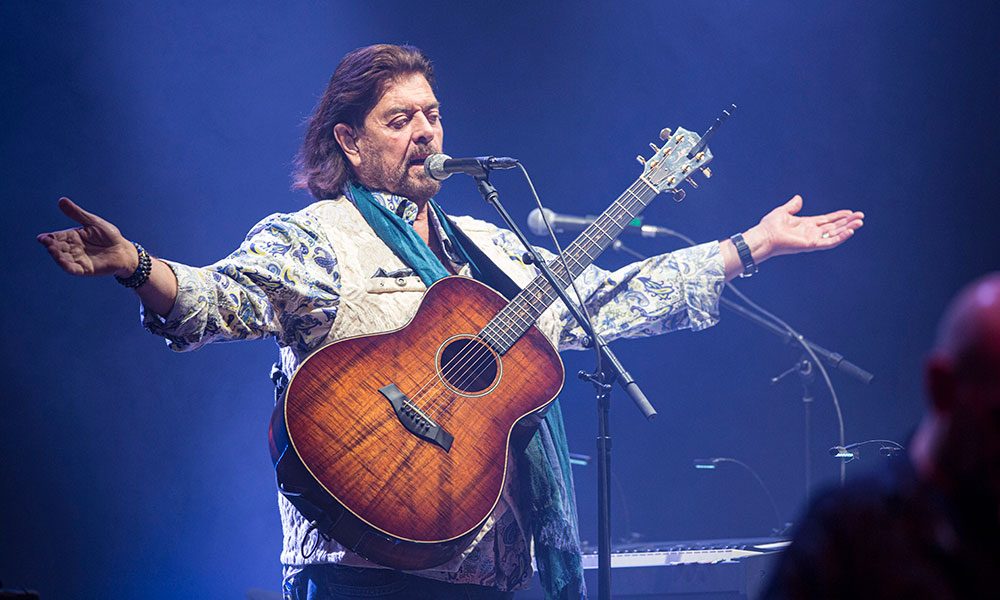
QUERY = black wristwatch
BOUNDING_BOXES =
[730,233,758,278]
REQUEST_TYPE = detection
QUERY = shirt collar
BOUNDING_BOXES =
[351,186,419,225]
[344,183,467,270]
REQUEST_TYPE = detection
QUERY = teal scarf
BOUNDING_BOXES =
[348,182,483,286]
[349,182,585,599]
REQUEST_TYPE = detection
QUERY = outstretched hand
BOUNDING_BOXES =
[753,195,864,261]
[37,197,138,277]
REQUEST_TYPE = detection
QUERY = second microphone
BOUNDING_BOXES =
[527,208,681,238]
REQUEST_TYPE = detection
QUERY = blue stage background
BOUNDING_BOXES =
[2,1,997,597]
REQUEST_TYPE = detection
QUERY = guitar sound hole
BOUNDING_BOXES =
[438,337,499,394]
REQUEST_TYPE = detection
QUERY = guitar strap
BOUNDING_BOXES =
[441,214,523,301]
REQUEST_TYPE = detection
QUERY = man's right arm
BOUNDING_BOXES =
[37,197,179,317]
[39,197,342,354]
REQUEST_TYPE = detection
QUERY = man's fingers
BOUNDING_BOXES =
[821,217,851,231]
[39,230,72,255]
[37,227,75,246]
[816,210,861,225]
[824,228,856,247]
[58,197,100,226]
[47,246,85,275]
[36,229,71,249]
[37,230,86,275]
[819,214,861,232]
[820,218,864,244]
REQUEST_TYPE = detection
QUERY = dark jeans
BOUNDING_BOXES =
[283,564,516,600]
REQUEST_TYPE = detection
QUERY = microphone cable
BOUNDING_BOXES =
[514,162,604,375]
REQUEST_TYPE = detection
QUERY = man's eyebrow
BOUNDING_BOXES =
[379,102,441,119]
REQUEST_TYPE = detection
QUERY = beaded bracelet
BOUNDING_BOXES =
[115,242,152,288]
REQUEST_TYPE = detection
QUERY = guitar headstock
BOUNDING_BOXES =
[637,126,714,200]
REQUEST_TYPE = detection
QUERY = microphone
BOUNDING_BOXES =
[423,153,519,181]
[527,208,680,238]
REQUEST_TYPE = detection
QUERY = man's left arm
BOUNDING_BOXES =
[550,239,724,350]
[546,194,863,350]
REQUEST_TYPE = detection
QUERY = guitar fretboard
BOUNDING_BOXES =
[479,177,660,353]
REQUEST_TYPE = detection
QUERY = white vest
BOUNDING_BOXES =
[279,197,566,570]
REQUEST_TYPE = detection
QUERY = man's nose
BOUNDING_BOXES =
[412,111,436,145]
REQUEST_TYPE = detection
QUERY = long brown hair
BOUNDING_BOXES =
[292,44,435,200]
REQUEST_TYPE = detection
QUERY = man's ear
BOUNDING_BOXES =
[334,123,361,167]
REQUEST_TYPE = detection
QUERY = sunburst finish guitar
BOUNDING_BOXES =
[269,126,715,570]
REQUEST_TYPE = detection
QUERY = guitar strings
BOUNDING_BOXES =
[408,319,517,414]
[434,239,599,415]
[402,291,532,411]
[409,186,649,417]
[407,180,655,417]
[407,252,582,413]
[411,206,634,416]
[415,240,593,416]
[408,270,558,414]
[426,183,659,415]
[410,240,586,414]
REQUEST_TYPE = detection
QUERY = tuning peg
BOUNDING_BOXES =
[686,178,699,189]
[649,143,660,154]
[671,188,686,202]
[636,155,646,165]
[659,128,672,141]
[701,167,713,178]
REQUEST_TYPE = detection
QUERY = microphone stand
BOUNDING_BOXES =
[771,356,816,497]
[610,239,872,497]
[474,176,655,600]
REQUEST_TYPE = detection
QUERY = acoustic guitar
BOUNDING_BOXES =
[269,126,715,570]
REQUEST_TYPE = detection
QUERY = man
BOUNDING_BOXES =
[764,273,1000,599]
[37,44,864,599]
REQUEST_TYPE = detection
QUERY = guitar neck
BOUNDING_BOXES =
[480,177,660,353]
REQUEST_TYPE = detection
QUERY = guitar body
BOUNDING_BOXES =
[269,276,565,570]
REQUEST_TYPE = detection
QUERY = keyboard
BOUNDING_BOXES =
[523,538,789,599]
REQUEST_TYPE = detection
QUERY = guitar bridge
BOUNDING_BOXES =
[379,383,454,452]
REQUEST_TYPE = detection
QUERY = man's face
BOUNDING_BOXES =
[345,73,443,202]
